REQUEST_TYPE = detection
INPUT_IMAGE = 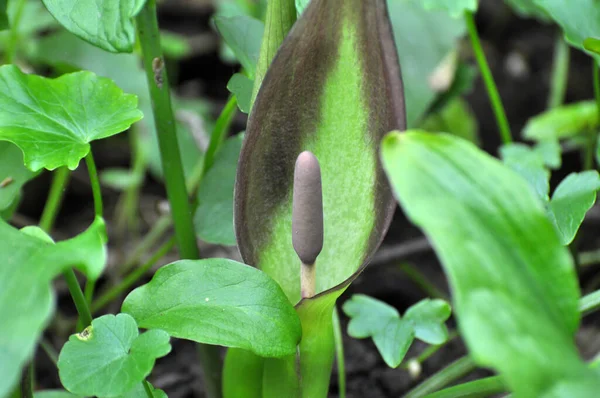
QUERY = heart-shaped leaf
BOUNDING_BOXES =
[122,259,301,358]
[41,0,145,52]
[381,131,600,397]
[343,295,451,368]
[58,313,170,397]
[0,65,143,171]
[0,141,38,212]
[235,0,405,305]
[0,217,107,398]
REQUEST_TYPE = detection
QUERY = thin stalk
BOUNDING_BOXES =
[402,332,459,370]
[92,237,176,313]
[40,339,58,366]
[63,269,93,328]
[399,263,448,300]
[333,307,346,398]
[116,127,146,234]
[424,375,505,398]
[85,151,103,217]
[39,167,70,232]
[404,356,477,398]
[5,0,26,64]
[136,2,221,396]
[580,289,600,315]
[119,215,172,275]
[136,0,200,260]
[142,380,154,398]
[464,11,512,144]
[547,36,570,109]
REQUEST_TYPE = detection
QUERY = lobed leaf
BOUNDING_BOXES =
[235,0,405,305]
[122,259,301,358]
[381,131,600,397]
[41,0,145,52]
[58,314,170,397]
[547,171,600,245]
[0,141,38,212]
[0,217,107,397]
[523,101,597,142]
[0,65,143,171]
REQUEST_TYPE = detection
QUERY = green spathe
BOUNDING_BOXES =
[0,65,143,171]
[381,131,600,397]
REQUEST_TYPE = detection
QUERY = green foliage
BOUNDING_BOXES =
[0,65,143,171]
[535,140,562,169]
[420,0,478,18]
[504,0,550,21]
[387,0,467,127]
[0,0,8,30]
[100,168,142,191]
[295,0,310,14]
[214,15,264,78]
[343,295,451,368]
[523,101,597,142]
[0,217,106,398]
[41,0,145,52]
[58,314,170,397]
[121,382,166,398]
[419,98,479,144]
[500,143,550,201]
[547,171,600,245]
[381,131,600,397]
[122,259,302,357]
[227,74,253,113]
[194,135,242,246]
[34,391,79,398]
[535,0,600,58]
[0,141,37,212]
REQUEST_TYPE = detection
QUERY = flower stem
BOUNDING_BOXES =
[464,11,512,144]
[136,2,221,396]
[547,35,570,109]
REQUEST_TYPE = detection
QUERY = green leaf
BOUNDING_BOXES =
[58,313,171,397]
[504,0,550,21]
[500,143,550,201]
[343,295,414,368]
[0,217,106,398]
[100,168,142,191]
[534,140,562,169]
[523,101,597,142]
[160,30,191,59]
[235,0,405,305]
[120,382,166,398]
[381,131,600,397]
[34,390,80,398]
[420,0,478,18]
[227,74,253,114]
[387,0,466,127]
[214,15,264,78]
[0,141,38,211]
[122,259,302,358]
[0,0,8,30]
[41,0,145,52]
[343,295,451,367]
[0,65,143,171]
[295,0,310,14]
[419,98,479,144]
[223,349,264,398]
[534,0,600,58]
[194,135,242,246]
[547,171,600,245]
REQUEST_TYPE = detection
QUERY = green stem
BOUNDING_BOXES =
[464,11,512,144]
[117,127,146,234]
[580,289,600,315]
[92,237,176,313]
[136,0,199,260]
[5,0,26,64]
[63,269,93,328]
[142,380,154,398]
[136,2,221,396]
[547,36,570,109]
[404,356,477,398]
[423,376,505,398]
[402,332,459,370]
[20,365,32,398]
[333,307,346,398]
[119,215,172,275]
[399,263,448,300]
[39,167,70,232]
[85,151,103,217]
[40,339,58,366]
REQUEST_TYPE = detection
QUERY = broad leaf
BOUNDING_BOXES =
[504,0,550,21]
[500,143,550,201]
[534,0,600,58]
[0,65,143,171]
[227,74,253,114]
[547,171,600,245]
[343,295,450,368]
[0,217,106,398]
[381,131,600,397]
[523,101,597,142]
[194,135,242,246]
[41,0,145,52]
[0,141,37,211]
[388,0,466,127]
[58,314,170,397]
[420,0,478,18]
[214,15,264,78]
[122,259,301,358]
[235,0,405,305]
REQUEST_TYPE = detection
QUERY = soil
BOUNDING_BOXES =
[18,0,600,397]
